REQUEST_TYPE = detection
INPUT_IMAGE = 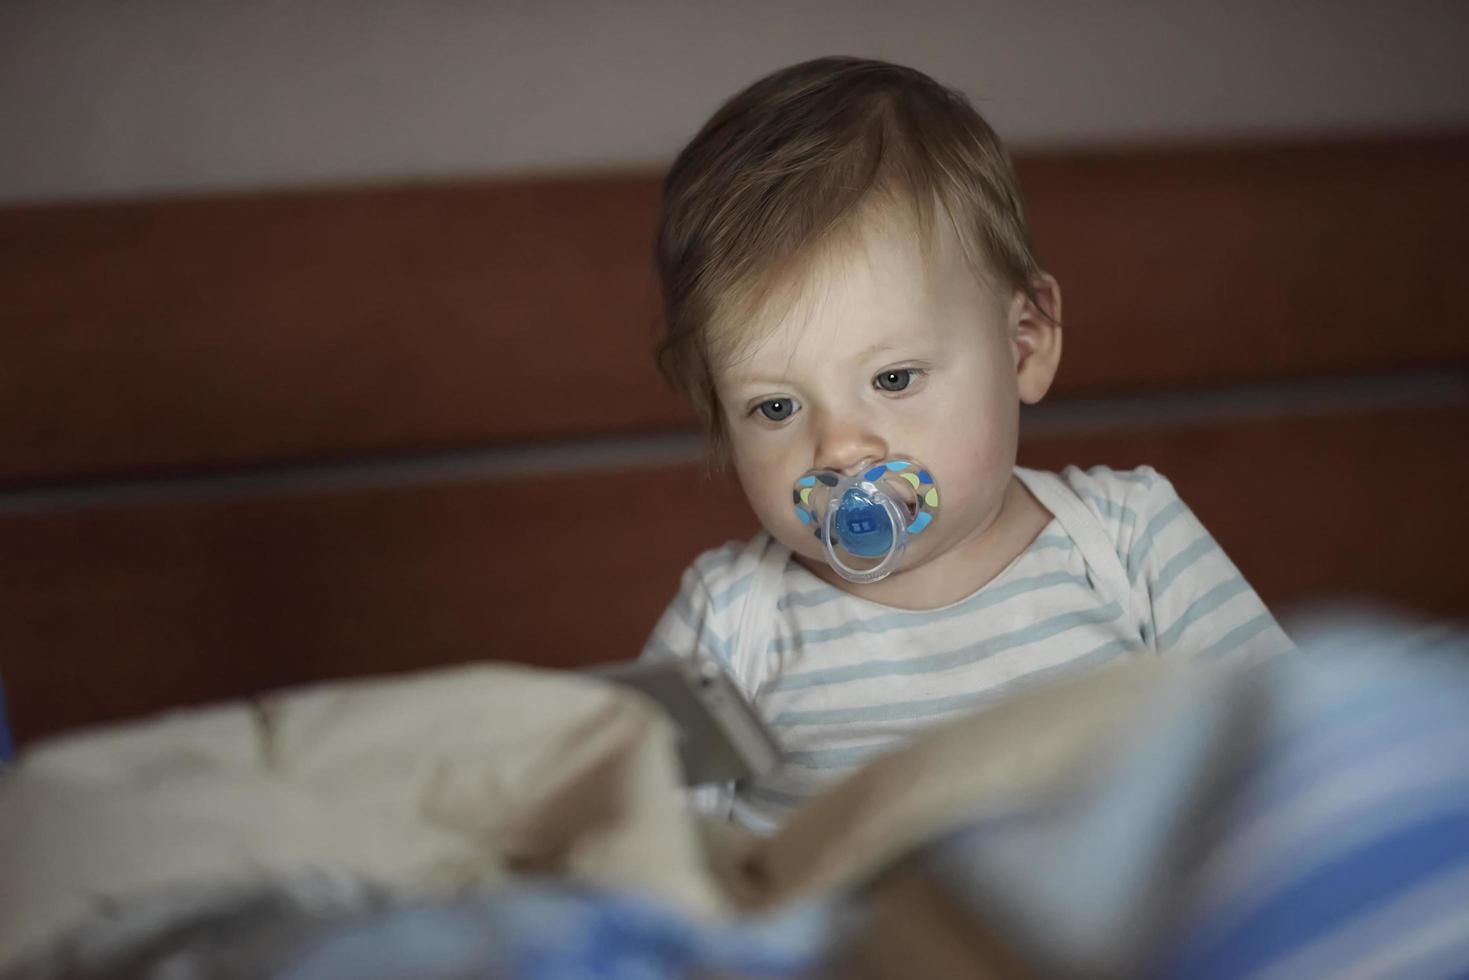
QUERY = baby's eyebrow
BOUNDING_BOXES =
[718,373,780,391]
[720,342,911,389]
[853,342,902,362]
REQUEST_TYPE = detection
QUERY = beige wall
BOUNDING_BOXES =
[2,0,1467,203]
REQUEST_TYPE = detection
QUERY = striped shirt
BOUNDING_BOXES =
[641,465,1293,831]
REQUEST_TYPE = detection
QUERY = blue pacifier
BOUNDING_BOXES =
[792,458,940,584]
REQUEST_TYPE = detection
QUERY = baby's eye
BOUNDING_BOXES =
[874,368,919,392]
[754,398,799,422]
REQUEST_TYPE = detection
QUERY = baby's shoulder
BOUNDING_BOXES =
[676,531,791,691]
[1052,464,1184,544]
[682,529,786,599]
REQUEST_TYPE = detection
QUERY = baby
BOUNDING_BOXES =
[642,57,1291,831]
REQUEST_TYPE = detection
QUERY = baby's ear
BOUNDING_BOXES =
[1012,273,1062,405]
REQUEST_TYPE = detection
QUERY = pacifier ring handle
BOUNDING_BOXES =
[821,492,908,585]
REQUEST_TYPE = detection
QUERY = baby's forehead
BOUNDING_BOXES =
[710,215,986,379]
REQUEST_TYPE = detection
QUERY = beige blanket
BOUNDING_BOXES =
[0,658,1174,969]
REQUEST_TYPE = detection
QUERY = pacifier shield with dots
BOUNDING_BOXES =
[792,458,939,584]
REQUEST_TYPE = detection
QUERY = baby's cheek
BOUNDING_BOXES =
[735,462,808,549]
[951,413,1014,475]
[943,419,1017,516]
[753,491,812,550]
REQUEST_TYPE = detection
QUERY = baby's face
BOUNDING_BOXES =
[714,212,1041,586]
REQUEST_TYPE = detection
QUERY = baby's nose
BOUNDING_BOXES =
[813,413,889,475]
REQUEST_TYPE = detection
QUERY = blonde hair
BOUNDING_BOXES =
[655,56,1044,457]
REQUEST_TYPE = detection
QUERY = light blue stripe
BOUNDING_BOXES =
[1126,498,1187,582]
[783,742,896,770]
[1157,576,1250,652]
[777,586,846,611]
[709,572,754,613]
[647,631,733,668]
[1081,492,1137,526]
[768,602,1125,693]
[706,631,734,665]
[1187,781,1469,972]
[693,548,740,580]
[670,593,735,663]
[1012,636,1142,684]
[1200,612,1279,662]
[1110,469,1157,487]
[744,785,806,808]
[1181,817,1469,978]
[1248,733,1469,865]
[1252,682,1469,808]
[770,636,1140,729]
[1152,533,1218,596]
[670,590,701,632]
[768,571,1091,655]
[1277,648,1469,746]
[773,691,987,730]
[776,530,1069,612]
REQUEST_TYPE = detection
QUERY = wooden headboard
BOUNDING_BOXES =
[3,134,1466,745]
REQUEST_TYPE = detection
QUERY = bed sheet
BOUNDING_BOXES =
[4,614,1468,978]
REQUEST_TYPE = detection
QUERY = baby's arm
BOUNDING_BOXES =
[1122,469,1294,663]
[639,559,742,819]
[641,564,736,670]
